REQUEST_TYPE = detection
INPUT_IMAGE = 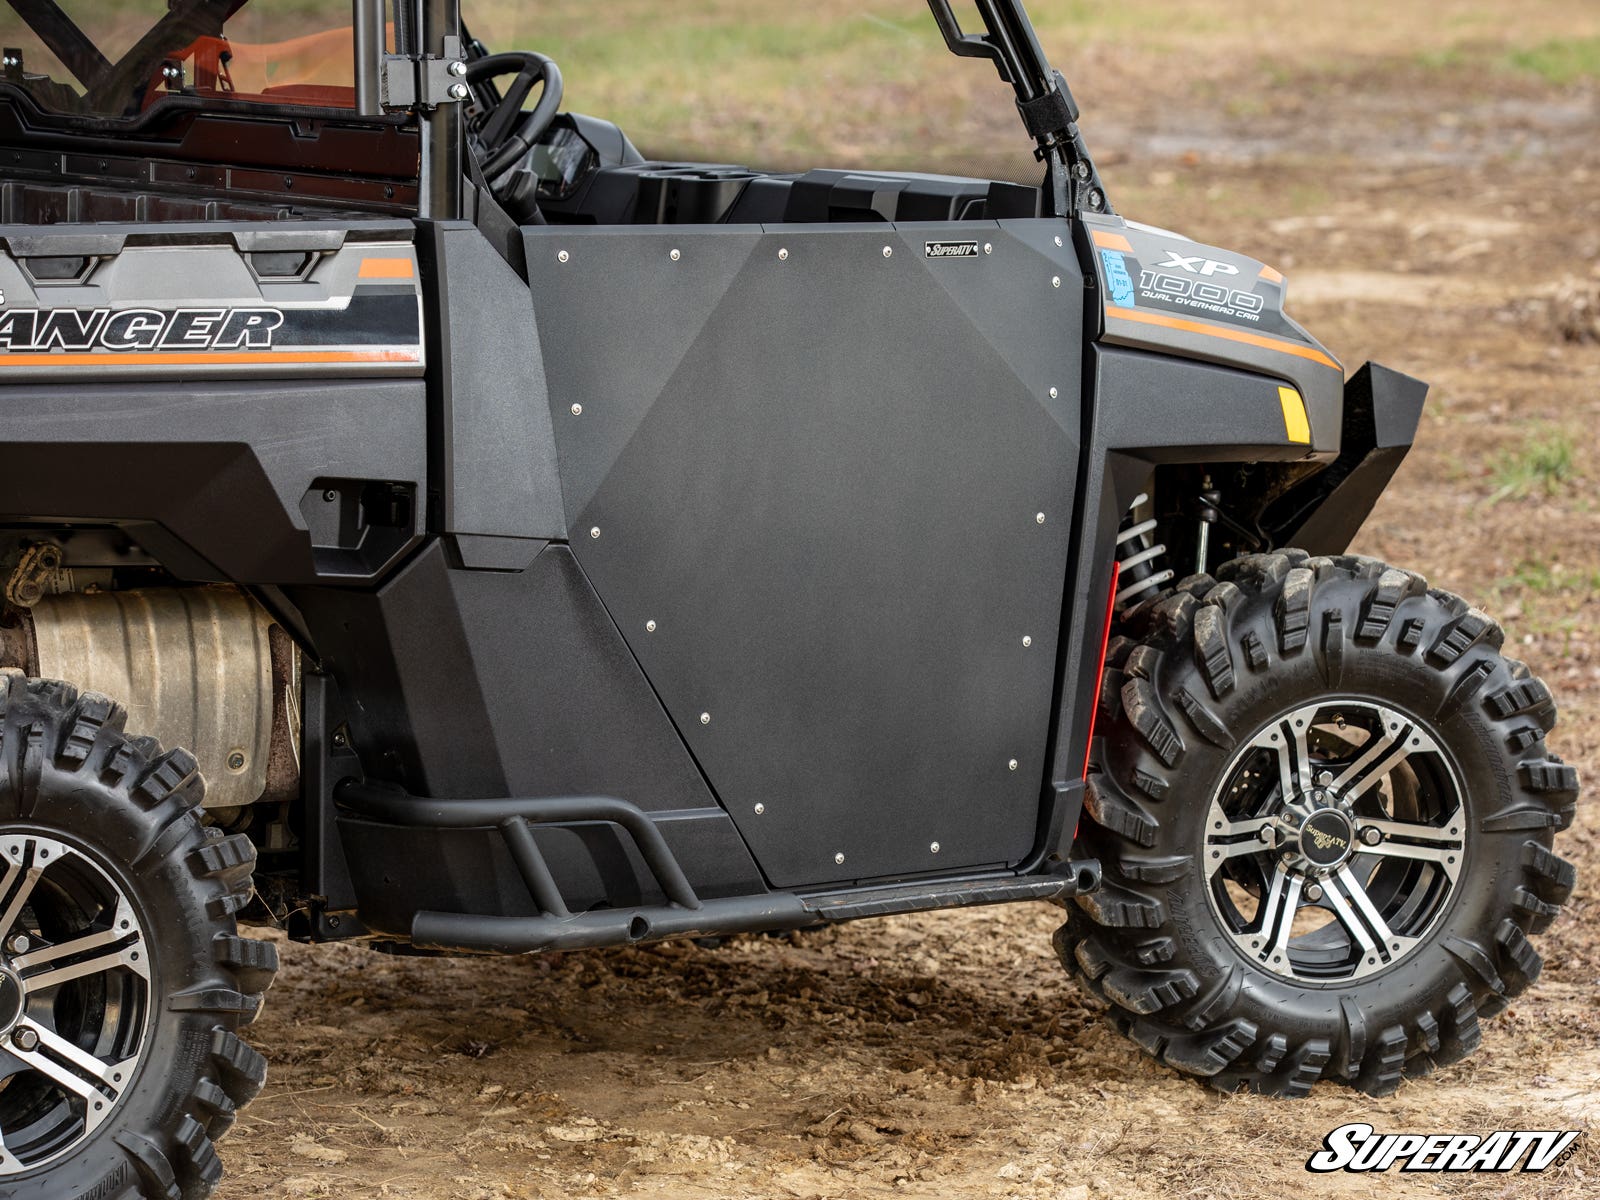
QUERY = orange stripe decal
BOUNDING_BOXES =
[1107,306,1341,371]
[1259,265,1285,284]
[1091,230,1134,252]
[0,349,420,367]
[359,257,416,280]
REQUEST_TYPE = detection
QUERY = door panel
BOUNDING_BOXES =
[529,221,1083,887]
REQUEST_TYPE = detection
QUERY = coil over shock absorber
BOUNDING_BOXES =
[1114,493,1172,612]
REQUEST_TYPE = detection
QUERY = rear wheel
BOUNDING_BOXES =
[0,670,276,1197]
[1061,553,1578,1096]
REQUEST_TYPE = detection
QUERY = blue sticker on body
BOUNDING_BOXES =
[1100,248,1136,309]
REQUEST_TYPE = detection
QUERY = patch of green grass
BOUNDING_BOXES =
[1485,428,1577,504]
[1503,557,1600,595]
[1415,46,1468,72]
[1506,36,1600,84]
[1486,554,1600,642]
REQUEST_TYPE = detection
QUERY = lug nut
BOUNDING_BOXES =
[1316,771,1334,786]
[1361,826,1383,846]
[12,1027,38,1053]
[1304,883,1324,902]
[8,934,29,954]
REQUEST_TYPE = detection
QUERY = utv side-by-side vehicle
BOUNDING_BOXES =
[0,1,1580,1195]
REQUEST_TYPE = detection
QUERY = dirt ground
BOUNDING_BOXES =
[223,7,1599,1199]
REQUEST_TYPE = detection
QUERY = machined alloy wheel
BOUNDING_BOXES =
[1205,699,1464,983]
[0,834,151,1174]
[1061,552,1579,1097]
[0,671,277,1199]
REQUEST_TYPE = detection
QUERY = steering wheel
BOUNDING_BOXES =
[465,51,564,182]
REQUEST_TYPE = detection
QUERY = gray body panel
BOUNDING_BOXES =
[0,378,426,583]
[291,542,730,814]
[0,222,425,382]
[1081,213,1344,453]
[428,222,566,551]
[530,221,1083,886]
[1095,348,1322,462]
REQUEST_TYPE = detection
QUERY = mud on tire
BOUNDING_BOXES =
[0,669,276,1198]
[1060,552,1578,1097]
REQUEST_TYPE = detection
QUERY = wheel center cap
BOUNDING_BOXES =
[1298,808,1355,868]
[0,968,23,1035]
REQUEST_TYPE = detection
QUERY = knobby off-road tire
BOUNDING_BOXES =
[0,670,277,1198]
[1061,552,1579,1096]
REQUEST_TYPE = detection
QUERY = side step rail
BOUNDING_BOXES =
[334,780,815,953]
[801,863,1100,923]
[335,779,1101,953]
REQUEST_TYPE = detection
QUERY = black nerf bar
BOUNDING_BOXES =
[334,779,817,953]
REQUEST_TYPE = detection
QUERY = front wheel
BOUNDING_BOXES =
[1061,552,1578,1096]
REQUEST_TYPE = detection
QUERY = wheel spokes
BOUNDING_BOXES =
[16,938,147,993]
[12,896,148,990]
[1248,717,1317,810]
[0,859,43,946]
[1255,862,1303,964]
[1206,812,1277,860]
[1330,709,1441,803]
[1320,864,1423,974]
[6,1019,131,1133]
[1356,817,1464,876]
[1247,724,1288,803]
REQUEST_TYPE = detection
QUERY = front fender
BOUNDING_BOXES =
[1259,362,1429,555]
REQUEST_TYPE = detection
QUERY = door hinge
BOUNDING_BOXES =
[381,36,468,111]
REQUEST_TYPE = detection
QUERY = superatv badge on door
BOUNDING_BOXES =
[925,240,980,260]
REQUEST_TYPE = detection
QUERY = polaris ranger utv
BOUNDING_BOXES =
[0,0,1581,1195]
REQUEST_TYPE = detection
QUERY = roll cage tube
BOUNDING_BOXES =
[6,0,110,90]
[350,0,462,219]
[926,0,1111,218]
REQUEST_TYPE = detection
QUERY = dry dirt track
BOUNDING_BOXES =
[221,16,1599,1200]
